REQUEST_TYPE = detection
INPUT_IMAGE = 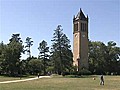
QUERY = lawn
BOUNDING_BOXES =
[0,76,20,82]
[0,75,120,90]
[0,75,35,82]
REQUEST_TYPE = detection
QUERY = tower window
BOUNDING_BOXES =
[81,23,82,31]
[74,23,78,32]
[81,23,86,32]
[83,23,84,31]
[85,23,86,31]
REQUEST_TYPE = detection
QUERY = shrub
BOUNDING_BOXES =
[78,69,91,75]
[62,71,70,76]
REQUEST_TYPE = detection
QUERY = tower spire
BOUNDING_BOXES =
[87,14,89,22]
[73,15,75,21]
[80,8,82,12]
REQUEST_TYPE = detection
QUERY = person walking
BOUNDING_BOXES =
[38,73,40,78]
[100,75,104,85]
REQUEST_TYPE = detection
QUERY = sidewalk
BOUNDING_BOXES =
[0,76,50,84]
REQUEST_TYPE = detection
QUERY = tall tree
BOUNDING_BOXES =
[51,25,73,75]
[0,41,6,74]
[25,37,33,58]
[38,40,49,75]
[51,25,63,74]
[60,34,73,73]
[2,34,24,76]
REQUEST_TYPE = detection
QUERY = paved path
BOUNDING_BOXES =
[0,76,50,84]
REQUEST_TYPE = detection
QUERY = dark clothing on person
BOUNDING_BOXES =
[38,73,40,78]
[100,75,104,85]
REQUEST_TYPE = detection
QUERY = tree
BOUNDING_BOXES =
[0,41,6,74]
[25,37,33,58]
[88,41,106,74]
[51,25,73,75]
[88,41,120,75]
[104,41,120,74]
[60,34,73,73]
[19,60,28,75]
[2,34,24,76]
[38,40,49,75]
[28,59,42,75]
[51,25,63,74]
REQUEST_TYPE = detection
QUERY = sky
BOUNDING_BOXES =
[0,0,120,59]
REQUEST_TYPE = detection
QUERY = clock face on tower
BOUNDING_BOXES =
[75,34,77,37]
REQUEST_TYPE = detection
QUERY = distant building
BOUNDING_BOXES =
[73,8,89,71]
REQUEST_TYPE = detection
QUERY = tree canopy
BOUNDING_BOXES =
[51,25,73,75]
[89,41,120,75]
[0,27,120,76]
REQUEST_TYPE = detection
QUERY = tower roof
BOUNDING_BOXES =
[74,8,88,21]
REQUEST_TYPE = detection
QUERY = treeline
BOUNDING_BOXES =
[0,25,73,76]
[0,25,120,76]
[89,41,120,75]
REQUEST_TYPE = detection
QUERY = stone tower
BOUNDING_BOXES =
[73,8,89,71]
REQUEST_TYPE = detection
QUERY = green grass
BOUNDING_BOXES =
[0,76,20,82]
[0,75,120,90]
[0,75,36,82]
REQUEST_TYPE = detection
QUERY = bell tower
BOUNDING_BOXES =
[73,8,89,71]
